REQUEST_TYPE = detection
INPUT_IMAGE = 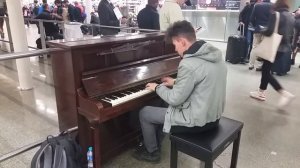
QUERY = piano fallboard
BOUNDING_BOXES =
[82,56,181,98]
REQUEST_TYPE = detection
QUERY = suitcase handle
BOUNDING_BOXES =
[238,23,245,37]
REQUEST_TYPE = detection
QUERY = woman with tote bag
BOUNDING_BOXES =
[249,0,295,110]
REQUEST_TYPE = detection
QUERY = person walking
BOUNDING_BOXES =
[248,0,272,70]
[250,0,295,110]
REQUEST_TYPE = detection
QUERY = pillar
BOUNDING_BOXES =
[6,0,33,90]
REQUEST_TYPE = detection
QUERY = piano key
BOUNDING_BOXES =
[106,96,117,100]
[101,88,153,106]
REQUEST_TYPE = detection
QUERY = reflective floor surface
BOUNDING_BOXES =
[0,25,300,168]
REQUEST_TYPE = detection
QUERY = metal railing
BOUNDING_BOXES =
[0,48,63,61]
[0,46,71,163]
[0,16,159,54]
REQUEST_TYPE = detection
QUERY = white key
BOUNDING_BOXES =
[107,89,153,106]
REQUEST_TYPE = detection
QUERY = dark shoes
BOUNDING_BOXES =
[132,146,161,163]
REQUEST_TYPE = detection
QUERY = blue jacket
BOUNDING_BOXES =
[249,1,272,33]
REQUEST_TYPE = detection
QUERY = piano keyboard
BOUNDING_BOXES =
[95,81,160,107]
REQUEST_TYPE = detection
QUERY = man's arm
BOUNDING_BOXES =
[239,5,248,23]
[155,63,202,106]
[249,5,257,26]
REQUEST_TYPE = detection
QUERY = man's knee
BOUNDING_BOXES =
[139,106,151,122]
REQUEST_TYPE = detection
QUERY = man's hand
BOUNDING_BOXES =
[161,77,175,87]
[145,83,158,91]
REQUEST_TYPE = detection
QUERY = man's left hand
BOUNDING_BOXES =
[145,83,158,91]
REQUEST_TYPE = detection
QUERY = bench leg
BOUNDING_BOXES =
[230,131,241,168]
[170,141,178,168]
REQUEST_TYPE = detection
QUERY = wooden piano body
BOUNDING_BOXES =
[48,33,180,167]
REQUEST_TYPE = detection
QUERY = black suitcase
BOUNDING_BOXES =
[271,52,291,75]
[226,25,247,64]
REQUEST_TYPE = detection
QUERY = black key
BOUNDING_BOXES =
[114,93,125,97]
[105,96,116,100]
[102,98,112,102]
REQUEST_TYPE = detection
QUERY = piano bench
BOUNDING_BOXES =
[169,117,243,168]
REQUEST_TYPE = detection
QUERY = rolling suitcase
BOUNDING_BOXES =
[226,24,247,64]
[271,51,291,75]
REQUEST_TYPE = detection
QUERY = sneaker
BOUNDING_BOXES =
[250,90,266,101]
[249,65,254,70]
[132,148,161,163]
[278,91,295,110]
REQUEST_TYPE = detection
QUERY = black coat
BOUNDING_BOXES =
[239,3,255,30]
[137,5,159,30]
[250,2,272,33]
[263,8,295,52]
[35,11,59,36]
[98,0,120,35]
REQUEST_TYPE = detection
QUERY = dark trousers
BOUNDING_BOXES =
[170,120,219,134]
[259,58,283,91]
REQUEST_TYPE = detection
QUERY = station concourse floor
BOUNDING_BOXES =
[0,25,300,168]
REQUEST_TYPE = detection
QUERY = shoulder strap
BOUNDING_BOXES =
[31,143,53,168]
[53,145,67,168]
[274,12,280,33]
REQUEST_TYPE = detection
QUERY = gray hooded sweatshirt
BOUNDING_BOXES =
[156,41,227,133]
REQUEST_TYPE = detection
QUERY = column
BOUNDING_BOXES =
[6,0,33,90]
[84,0,93,24]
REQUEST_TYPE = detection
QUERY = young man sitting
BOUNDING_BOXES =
[132,20,228,163]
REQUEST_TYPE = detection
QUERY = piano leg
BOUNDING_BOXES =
[92,125,101,168]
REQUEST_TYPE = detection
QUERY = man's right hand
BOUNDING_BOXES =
[161,77,175,87]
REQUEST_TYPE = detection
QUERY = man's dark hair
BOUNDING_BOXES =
[165,20,196,42]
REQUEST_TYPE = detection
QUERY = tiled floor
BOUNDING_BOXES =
[0,24,300,168]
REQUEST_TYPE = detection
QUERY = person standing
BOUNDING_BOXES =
[98,0,120,35]
[159,0,186,31]
[292,6,300,66]
[35,4,63,40]
[137,0,160,30]
[132,20,227,162]
[248,0,272,70]
[250,0,295,110]
[239,0,258,62]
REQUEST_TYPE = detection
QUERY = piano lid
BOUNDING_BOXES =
[82,57,181,98]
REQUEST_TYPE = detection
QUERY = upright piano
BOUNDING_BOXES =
[48,32,180,167]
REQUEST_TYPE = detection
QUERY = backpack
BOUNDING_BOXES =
[31,132,83,168]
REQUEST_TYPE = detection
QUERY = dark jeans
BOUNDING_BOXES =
[247,30,254,60]
[259,57,283,91]
[170,120,219,134]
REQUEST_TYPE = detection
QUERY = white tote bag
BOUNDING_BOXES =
[252,12,282,63]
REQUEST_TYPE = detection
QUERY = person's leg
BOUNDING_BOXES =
[139,106,166,153]
[250,60,270,101]
[132,106,166,162]
[249,33,260,69]
[247,31,254,60]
